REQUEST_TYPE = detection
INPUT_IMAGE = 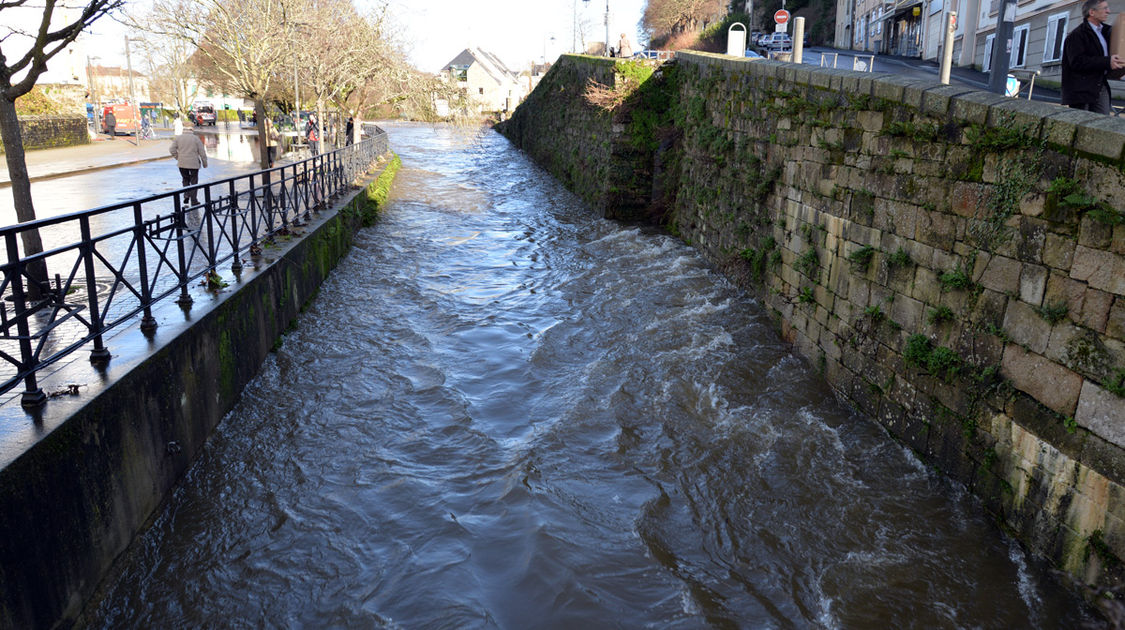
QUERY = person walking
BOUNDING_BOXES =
[306,114,320,156]
[173,114,183,136]
[265,117,280,167]
[345,116,354,146]
[618,33,634,59]
[104,109,116,140]
[1061,0,1125,113]
[169,126,208,205]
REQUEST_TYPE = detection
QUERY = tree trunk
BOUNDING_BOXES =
[0,96,48,300]
[254,97,269,170]
[352,110,363,145]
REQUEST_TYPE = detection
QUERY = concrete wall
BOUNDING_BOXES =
[0,115,89,154]
[0,156,400,630]
[498,52,1125,596]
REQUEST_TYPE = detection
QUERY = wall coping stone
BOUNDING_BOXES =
[1075,116,1125,160]
[950,91,1010,125]
[921,85,976,117]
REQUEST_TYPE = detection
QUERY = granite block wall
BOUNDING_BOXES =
[499,52,1125,593]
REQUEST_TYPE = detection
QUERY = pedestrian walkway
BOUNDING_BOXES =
[0,137,173,188]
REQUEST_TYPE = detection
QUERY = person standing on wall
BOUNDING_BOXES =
[618,33,634,58]
[169,126,208,205]
[104,109,116,139]
[1061,0,1125,114]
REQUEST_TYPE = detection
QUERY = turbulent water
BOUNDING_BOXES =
[84,123,1094,628]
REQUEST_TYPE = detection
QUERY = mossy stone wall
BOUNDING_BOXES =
[0,156,400,630]
[500,51,1125,595]
[0,115,89,153]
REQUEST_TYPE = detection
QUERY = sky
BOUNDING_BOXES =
[372,0,649,72]
[5,0,649,82]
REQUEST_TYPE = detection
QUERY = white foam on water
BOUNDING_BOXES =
[1009,538,1043,625]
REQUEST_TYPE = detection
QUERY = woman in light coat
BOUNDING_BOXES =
[172,115,183,136]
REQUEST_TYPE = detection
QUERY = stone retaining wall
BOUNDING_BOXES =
[0,156,400,630]
[0,115,89,154]
[498,52,1125,596]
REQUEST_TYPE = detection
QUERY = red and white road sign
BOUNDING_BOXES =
[774,9,790,24]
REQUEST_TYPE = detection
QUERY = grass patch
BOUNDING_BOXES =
[927,305,955,325]
[848,245,876,272]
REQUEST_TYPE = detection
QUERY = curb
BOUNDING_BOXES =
[0,155,173,189]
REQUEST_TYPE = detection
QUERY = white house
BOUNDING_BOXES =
[440,48,527,114]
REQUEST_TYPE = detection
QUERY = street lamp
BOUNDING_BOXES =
[86,55,101,134]
[124,36,143,143]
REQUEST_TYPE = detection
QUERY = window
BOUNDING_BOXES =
[1011,25,1029,67]
[983,33,995,71]
[1043,13,1068,62]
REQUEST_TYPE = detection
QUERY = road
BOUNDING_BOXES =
[800,46,1064,104]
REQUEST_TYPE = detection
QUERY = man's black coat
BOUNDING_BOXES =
[1061,20,1114,106]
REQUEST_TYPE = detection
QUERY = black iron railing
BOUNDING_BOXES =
[0,125,389,406]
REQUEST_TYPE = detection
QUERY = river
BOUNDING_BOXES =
[82,122,1093,628]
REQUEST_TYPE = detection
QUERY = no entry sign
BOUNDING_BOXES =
[774,9,790,24]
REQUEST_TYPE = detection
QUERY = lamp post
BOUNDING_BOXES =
[86,55,101,134]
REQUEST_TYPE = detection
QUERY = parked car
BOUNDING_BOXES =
[766,33,792,53]
[756,33,772,47]
[191,103,217,126]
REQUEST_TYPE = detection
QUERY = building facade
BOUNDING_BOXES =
[838,0,1122,85]
[440,48,527,114]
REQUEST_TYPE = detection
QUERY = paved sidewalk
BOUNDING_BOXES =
[0,137,174,188]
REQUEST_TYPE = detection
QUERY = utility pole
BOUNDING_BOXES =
[604,0,610,56]
[988,0,1017,94]
[125,36,141,143]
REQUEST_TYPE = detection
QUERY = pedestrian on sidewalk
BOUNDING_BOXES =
[173,114,183,136]
[306,114,320,156]
[1061,0,1125,114]
[265,117,280,167]
[345,116,354,146]
[169,127,208,205]
[105,110,116,139]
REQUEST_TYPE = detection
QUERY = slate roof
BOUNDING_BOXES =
[442,47,517,86]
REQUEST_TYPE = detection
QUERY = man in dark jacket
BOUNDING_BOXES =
[1061,0,1125,113]
[104,110,116,139]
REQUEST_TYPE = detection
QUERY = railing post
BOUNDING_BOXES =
[5,233,46,407]
[203,184,217,269]
[132,202,157,336]
[265,168,284,231]
[248,174,261,255]
[229,179,242,273]
[79,216,111,366]
[173,195,193,307]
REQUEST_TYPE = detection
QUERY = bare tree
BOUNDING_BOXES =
[0,0,124,297]
[290,0,372,153]
[137,0,294,169]
[641,0,724,43]
[133,31,201,119]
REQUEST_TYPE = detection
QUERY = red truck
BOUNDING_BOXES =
[101,103,137,135]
